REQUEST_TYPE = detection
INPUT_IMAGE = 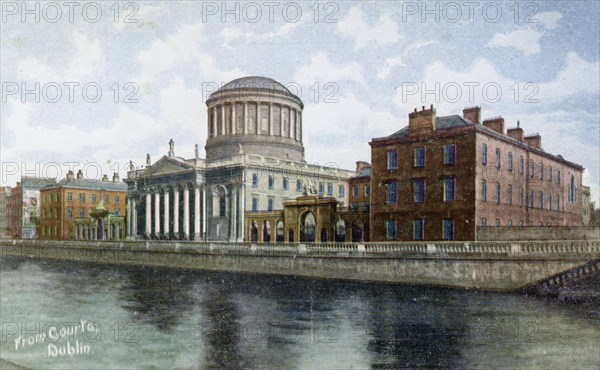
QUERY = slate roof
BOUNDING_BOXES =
[385,115,476,140]
[41,178,128,192]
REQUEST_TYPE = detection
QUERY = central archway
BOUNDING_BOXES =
[300,212,316,242]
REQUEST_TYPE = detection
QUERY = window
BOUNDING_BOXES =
[363,202,370,211]
[539,191,543,209]
[365,185,370,196]
[508,152,513,171]
[387,150,398,170]
[318,182,324,195]
[67,207,72,219]
[443,144,456,165]
[386,181,398,204]
[283,177,289,191]
[268,175,274,189]
[252,174,258,187]
[252,197,259,212]
[350,203,358,211]
[443,219,454,240]
[67,193,72,202]
[79,193,85,203]
[104,195,108,204]
[115,210,120,217]
[495,219,500,227]
[338,185,345,197]
[114,196,119,205]
[482,144,487,166]
[495,183,501,205]
[495,148,501,168]
[508,185,513,206]
[327,183,333,196]
[530,160,535,177]
[556,194,560,211]
[353,185,358,198]
[508,220,513,227]
[482,180,487,202]
[519,187,524,207]
[557,170,561,184]
[528,190,534,208]
[385,220,396,240]
[267,198,274,212]
[414,179,425,203]
[296,180,302,192]
[519,156,524,175]
[92,194,97,204]
[53,208,57,219]
[548,194,552,211]
[540,163,544,180]
[569,175,576,203]
[481,218,487,226]
[549,166,553,183]
[414,147,425,168]
[79,209,85,219]
[413,219,424,240]
[442,177,455,202]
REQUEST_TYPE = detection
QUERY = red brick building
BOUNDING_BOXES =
[369,105,584,241]
[6,177,56,239]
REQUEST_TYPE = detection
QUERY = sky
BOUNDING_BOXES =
[1,0,599,203]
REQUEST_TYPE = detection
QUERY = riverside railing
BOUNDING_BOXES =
[2,239,599,259]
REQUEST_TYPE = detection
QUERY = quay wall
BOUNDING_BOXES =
[1,239,599,291]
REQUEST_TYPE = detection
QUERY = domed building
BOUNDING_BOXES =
[125,76,354,242]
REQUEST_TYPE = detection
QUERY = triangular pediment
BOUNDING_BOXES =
[147,156,194,176]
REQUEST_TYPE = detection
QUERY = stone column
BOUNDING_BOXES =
[280,104,284,137]
[163,189,170,238]
[154,191,160,238]
[230,186,237,241]
[239,182,245,242]
[231,103,236,135]
[269,103,273,136]
[202,185,207,239]
[127,197,132,238]
[243,102,248,134]
[173,187,179,238]
[145,192,152,236]
[221,105,226,135]
[194,187,200,240]
[183,185,190,239]
[131,198,137,239]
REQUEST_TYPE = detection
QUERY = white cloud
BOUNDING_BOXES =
[16,31,102,81]
[377,41,438,79]
[536,11,562,30]
[220,17,307,49]
[114,4,164,31]
[336,6,400,50]
[486,28,543,55]
[294,52,365,87]
[539,52,600,101]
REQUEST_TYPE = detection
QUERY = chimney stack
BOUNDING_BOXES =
[507,121,524,142]
[482,117,504,134]
[463,106,481,124]
[409,104,436,137]
[102,174,109,182]
[113,172,120,183]
[525,133,542,149]
[76,170,83,180]
[66,170,74,181]
[355,161,370,173]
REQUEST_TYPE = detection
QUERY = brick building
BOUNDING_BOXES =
[349,161,371,212]
[369,105,584,241]
[0,186,11,239]
[39,170,128,240]
[6,177,56,239]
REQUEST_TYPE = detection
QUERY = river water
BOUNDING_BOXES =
[0,255,598,369]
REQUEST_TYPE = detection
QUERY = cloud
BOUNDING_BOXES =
[220,17,307,49]
[377,41,438,79]
[336,6,400,50]
[486,28,543,55]
[294,52,365,88]
[114,4,164,31]
[16,31,102,81]
[539,52,600,101]
[536,11,562,30]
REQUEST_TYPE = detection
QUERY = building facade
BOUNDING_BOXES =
[369,105,584,241]
[6,177,56,239]
[0,186,11,239]
[39,170,127,240]
[125,77,354,241]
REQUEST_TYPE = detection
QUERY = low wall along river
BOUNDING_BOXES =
[1,239,599,291]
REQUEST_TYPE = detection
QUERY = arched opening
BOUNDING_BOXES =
[288,229,294,243]
[335,218,346,242]
[97,219,104,240]
[251,221,258,242]
[300,212,316,242]
[320,228,327,242]
[351,219,364,242]
[262,220,271,243]
[276,220,284,243]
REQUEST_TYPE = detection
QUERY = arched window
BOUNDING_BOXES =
[276,220,284,243]
[351,219,364,242]
[263,220,271,243]
[251,221,258,242]
[300,212,316,242]
[335,219,346,242]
